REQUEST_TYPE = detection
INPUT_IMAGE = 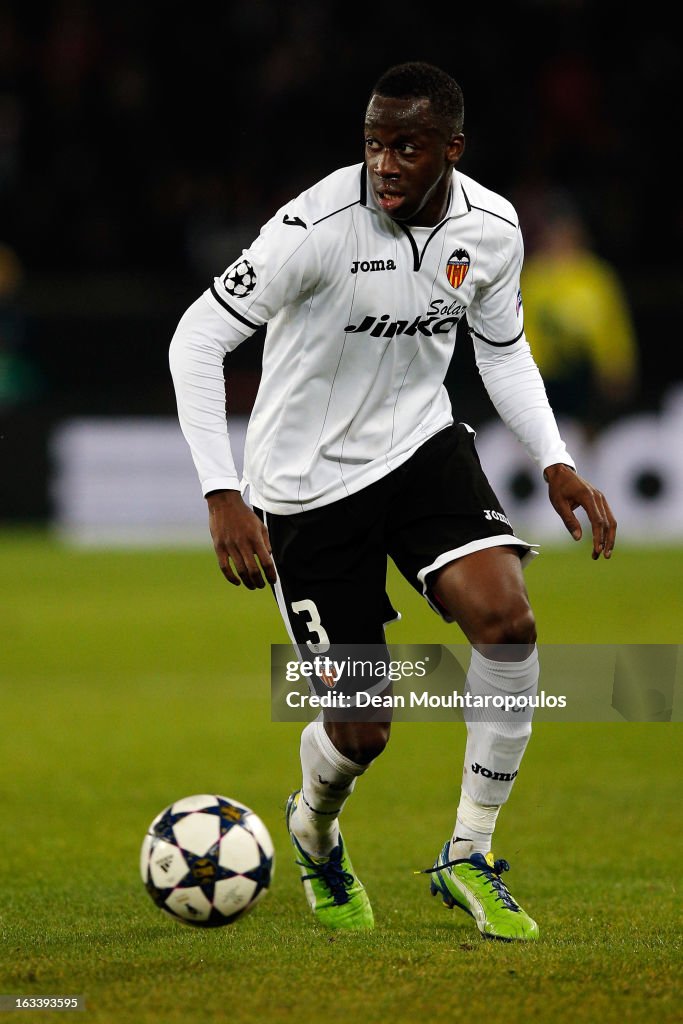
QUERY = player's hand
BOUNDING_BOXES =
[544,463,617,560]
[206,490,277,589]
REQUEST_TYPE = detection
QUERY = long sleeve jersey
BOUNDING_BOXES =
[170,163,574,514]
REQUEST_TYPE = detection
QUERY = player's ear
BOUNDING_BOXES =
[447,134,465,165]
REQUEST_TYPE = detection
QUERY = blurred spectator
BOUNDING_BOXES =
[0,242,38,409]
[521,193,639,432]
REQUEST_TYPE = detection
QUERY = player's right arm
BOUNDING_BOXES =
[169,203,319,587]
[206,489,276,590]
[169,296,275,588]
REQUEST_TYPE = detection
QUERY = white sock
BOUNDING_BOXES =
[289,719,367,857]
[450,793,500,857]
[450,647,539,861]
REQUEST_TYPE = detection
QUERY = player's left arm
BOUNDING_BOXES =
[470,221,617,559]
[543,463,616,560]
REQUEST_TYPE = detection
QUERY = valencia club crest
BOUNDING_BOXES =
[446,248,470,289]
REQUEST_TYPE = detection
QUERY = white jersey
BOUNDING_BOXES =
[170,163,574,514]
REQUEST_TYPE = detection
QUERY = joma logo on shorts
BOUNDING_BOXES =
[350,259,397,274]
[484,509,512,528]
[471,762,518,782]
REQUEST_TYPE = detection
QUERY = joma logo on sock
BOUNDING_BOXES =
[471,762,518,782]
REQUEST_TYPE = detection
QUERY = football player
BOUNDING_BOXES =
[170,62,616,940]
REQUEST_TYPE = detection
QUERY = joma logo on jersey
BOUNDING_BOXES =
[350,259,397,274]
[345,307,465,338]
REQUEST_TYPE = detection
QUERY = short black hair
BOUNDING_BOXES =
[371,62,464,135]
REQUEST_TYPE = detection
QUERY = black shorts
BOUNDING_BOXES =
[256,423,534,651]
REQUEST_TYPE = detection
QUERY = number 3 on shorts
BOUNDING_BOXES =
[291,599,331,653]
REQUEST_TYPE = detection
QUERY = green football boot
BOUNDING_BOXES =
[285,791,374,930]
[425,841,539,941]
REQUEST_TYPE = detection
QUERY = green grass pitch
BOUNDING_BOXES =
[0,530,681,1023]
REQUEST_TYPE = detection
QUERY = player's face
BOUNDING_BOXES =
[364,95,464,227]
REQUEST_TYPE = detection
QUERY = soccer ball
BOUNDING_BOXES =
[140,793,274,927]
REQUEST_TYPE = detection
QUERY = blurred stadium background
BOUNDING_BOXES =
[1,6,682,1021]
[0,0,681,545]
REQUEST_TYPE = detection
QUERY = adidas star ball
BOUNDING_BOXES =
[140,794,274,926]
